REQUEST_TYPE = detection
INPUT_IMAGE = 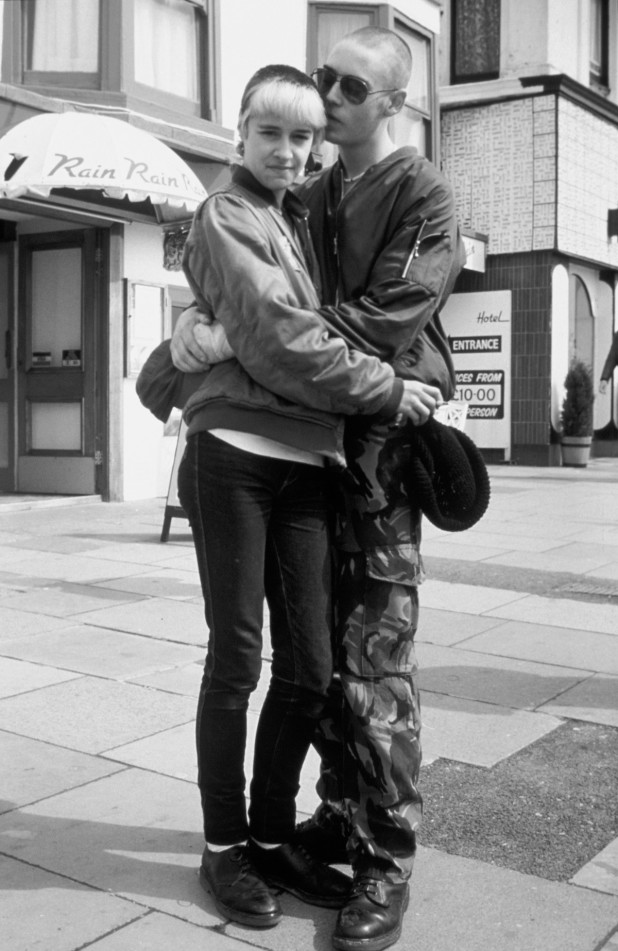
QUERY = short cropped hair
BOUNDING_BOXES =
[237,64,326,144]
[345,27,412,89]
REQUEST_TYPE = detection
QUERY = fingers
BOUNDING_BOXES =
[170,305,212,371]
[397,381,444,426]
[170,338,208,372]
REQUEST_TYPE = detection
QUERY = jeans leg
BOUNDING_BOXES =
[178,433,272,845]
[249,462,333,843]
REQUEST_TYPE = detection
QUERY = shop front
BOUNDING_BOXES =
[0,108,230,500]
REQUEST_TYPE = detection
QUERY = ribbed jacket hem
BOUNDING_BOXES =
[186,404,346,467]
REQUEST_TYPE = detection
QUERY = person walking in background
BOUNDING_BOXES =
[599,331,618,394]
[174,63,440,934]
[172,29,464,951]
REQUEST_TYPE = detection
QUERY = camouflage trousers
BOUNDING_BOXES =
[313,419,424,883]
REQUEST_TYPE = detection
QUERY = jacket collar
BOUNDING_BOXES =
[231,164,308,220]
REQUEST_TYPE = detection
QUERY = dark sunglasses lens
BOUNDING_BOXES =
[314,68,336,95]
[340,76,368,104]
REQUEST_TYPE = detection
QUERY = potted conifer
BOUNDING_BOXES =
[560,359,594,467]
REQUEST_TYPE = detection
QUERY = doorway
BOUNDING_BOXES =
[0,242,15,490]
[16,229,103,495]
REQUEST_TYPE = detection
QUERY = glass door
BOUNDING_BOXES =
[17,230,98,495]
[0,243,15,491]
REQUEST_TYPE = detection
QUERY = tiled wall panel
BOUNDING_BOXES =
[557,99,618,266]
[442,94,618,267]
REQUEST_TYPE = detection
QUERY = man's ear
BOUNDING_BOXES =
[384,89,407,117]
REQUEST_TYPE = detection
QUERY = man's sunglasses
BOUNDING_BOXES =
[312,66,400,105]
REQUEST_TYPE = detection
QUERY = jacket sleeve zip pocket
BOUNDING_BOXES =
[401,221,448,279]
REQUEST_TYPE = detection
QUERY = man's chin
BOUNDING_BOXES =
[325,120,343,143]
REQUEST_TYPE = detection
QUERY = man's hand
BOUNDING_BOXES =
[396,381,443,426]
[170,305,212,372]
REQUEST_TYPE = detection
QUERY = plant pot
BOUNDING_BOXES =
[560,435,592,467]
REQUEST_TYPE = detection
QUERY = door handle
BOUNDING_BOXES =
[4,329,10,370]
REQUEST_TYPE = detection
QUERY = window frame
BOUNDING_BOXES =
[20,0,104,90]
[590,0,609,90]
[306,2,439,162]
[450,0,501,85]
[1,0,221,124]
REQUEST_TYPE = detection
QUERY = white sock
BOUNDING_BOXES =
[206,841,247,853]
[252,839,282,850]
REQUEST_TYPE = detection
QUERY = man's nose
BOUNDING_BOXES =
[325,79,343,105]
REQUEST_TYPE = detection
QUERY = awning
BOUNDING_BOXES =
[0,111,207,224]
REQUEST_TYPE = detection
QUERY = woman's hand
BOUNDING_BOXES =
[395,381,443,426]
[170,305,213,371]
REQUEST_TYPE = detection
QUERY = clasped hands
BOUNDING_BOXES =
[170,305,442,427]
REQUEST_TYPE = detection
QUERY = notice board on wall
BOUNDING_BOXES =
[440,290,512,460]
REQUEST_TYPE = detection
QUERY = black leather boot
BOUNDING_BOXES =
[333,874,410,951]
[293,804,351,865]
[249,840,352,908]
[200,845,282,928]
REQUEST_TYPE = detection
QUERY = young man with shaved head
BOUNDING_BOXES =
[172,27,464,950]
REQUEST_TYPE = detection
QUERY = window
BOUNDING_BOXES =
[451,0,500,84]
[390,17,433,158]
[133,0,205,105]
[3,0,216,121]
[590,0,609,88]
[22,0,100,88]
[307,3,438,161]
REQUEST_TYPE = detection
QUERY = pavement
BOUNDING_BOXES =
[0,458,617,951]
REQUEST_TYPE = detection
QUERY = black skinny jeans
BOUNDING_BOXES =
[177,431,333,845]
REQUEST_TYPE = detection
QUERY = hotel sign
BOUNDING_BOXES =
[440,291,512,457]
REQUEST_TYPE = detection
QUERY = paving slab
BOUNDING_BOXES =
[463,621,618,674]
[105,722,197,782]
[422,538,508,561]
[539,672,618,726]
[81,541,184,564]
[484,592,618,635]
[93,568,202,601]
[0,547,39,569]
[0,768,218,927]
[425,528,560,554]
[0,854,144,951]
[588,562,618,581]
[485,544,618,575]
[0,581,145,617]
[421,578,527,614]
[0,605,69,641]
[0,551,153,584]
[0,676,194,753]
[418,642,588,709]
[0,730,125,812]
[421,690,562,766]
[84,912,251,950]
[0,655,79,697]
[0,625,203,680]
[416,606,504,646]
[401,845,618,951]
[572,836,618,896]
[130,659,203,696]
[3,534,108,555]
[150,551,200,572]
[74,598,207,646]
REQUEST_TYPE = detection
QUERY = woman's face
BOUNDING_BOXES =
[241,112,314,204]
